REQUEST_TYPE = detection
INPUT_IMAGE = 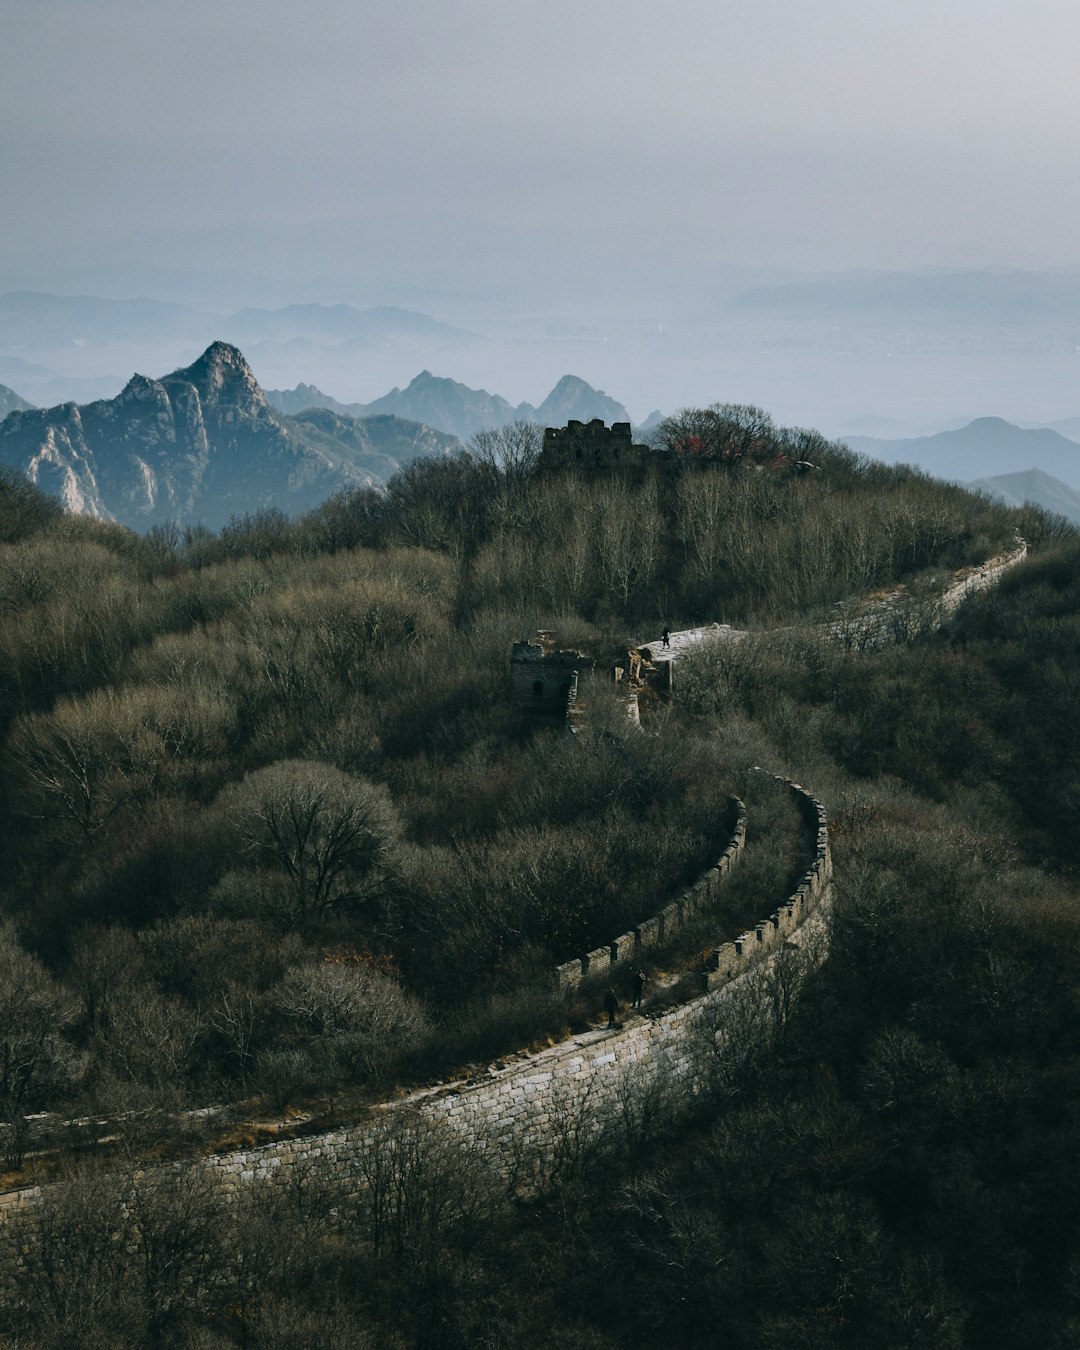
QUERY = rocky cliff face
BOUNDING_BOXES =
[0,343,458,530]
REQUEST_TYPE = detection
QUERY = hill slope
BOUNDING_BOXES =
[968,468,1080,523]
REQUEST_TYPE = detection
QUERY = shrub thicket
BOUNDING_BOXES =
[1,414,1077,1347]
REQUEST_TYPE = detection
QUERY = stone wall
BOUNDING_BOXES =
[830,537,1029,650]
[539,419,650,472]
[0,541,1029,1248]
[938,537,1028,615]
[702,777,829,991]
[190,780,829,1198]
[0,781,831,1234]
[553,797,747,994]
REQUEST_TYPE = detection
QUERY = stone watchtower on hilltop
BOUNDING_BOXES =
[538,419,653,472]
[510,632,587,729]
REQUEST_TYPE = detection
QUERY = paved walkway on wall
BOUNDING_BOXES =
[638,537,1028,667]
[639,624,746,667]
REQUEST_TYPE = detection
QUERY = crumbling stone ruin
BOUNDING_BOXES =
[510,631,588,729]
[613,644,674,698]
[511,632,677,734]
[538,419,654,474]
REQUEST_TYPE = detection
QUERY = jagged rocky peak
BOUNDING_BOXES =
[535,375,629,425]
[548,374,595,398]
[169,341,266,407]
[118,372,169,405]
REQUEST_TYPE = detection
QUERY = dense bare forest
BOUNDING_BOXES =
[1,409,1078,1348]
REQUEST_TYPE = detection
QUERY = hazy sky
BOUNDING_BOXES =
[5,0,1080,286]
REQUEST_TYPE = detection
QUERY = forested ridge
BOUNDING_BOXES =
[0,409,1078,1348]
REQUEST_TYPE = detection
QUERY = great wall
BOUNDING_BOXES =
[0,533,1029,1228]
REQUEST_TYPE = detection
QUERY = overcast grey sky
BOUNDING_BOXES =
[4,0,1080,284]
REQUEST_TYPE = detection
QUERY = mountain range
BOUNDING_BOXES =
[265,370,631,441]
[842,417,1080,489]
[0,292,479,351]
[218,304,476,351]
[0,343,459,530]
[9,333,1080,533]
[841,416,1080,523]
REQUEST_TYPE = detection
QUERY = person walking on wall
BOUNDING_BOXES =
[603,988,619,1028]
[661,627,671,649]
[632,969,646,1009]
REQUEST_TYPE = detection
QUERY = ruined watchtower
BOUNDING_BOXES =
[538,419,650,473]
[511,631,586,729]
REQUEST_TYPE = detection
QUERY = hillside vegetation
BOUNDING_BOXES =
[0,409,1077,1348]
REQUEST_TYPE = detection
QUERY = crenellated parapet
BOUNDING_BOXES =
[553,797,747,994]
[702,776,831,990]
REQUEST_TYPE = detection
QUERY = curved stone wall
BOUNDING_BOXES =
[0,780,831,1222]
[186,780,832,1198]
[553,796,747,994]
[702,777,829,990]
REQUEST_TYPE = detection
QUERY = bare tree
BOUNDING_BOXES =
[656,403,779,464]
[347,1109,501,1279]
[213,759,400,928]
[466,419,543,491]
[0,924,81,1166]
[269,956,431,1081]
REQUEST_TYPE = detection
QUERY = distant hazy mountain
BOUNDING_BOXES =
[265,383,367,419]
[1046,418,1080,444]
[967,468,1080,524]
[837,414,910,435]
[0,354,53,384]
[0,291,476,351]
[269,370,631,441]
[0,383,34,419]
[0,290,216,344]
[842,418,1080,489]
[220,303,477,351]
[636,410,665,437]
[362,371,518,439]
[0,342,459,530]
[530,375,629,428]
[735,268,1080,320]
